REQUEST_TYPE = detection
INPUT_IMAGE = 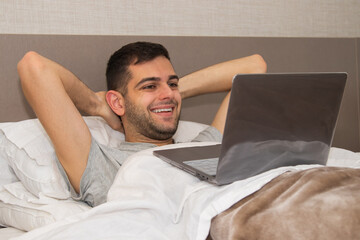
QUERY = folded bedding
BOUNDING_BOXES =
[6,143,324,240]
[0,117,359,240]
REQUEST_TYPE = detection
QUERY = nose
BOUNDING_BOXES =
[158,83,174,100]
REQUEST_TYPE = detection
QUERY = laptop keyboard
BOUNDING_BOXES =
[183,158,219,176]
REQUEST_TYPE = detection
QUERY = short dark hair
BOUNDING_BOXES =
[106,41,171,95]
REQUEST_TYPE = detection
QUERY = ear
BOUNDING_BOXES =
[106,90,125,116]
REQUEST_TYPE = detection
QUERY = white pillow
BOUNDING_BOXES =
[0,117,208,199]
[0,182,90,231]
[0,139,18,187]
[173,120,208,142]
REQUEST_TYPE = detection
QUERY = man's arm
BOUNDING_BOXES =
[17,51,120,193]
[179,54,267,133]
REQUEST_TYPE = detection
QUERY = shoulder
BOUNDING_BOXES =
[190,126,223,143]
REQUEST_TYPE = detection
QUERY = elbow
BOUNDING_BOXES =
[17,51,45,85]
[249,54,267,73]
[18,51,43,73]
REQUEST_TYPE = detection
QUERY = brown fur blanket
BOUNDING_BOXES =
[208,167,360,240]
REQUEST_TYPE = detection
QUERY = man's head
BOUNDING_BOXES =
[106,41,171,95]
[105,42,181,144]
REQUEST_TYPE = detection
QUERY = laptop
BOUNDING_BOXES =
[153,73,347,185]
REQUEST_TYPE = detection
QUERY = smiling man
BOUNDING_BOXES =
[17,42,267,206]
[105,48,182,145]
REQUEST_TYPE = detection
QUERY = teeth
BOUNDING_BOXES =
[152,108,172,113]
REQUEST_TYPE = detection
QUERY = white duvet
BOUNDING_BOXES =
[11,141,342,240]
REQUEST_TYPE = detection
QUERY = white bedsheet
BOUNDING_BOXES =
[0,227,25,240]
[11,141,330,240]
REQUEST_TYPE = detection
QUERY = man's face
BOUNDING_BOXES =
[122,56,182,141]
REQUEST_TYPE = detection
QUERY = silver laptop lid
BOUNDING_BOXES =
[216,73,347,185]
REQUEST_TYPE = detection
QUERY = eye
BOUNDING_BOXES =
[168,82,179,89]
[142,84,156,90]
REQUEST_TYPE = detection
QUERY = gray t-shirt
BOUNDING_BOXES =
[56,126,222,207]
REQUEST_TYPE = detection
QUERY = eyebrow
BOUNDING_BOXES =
[135,75,179,88]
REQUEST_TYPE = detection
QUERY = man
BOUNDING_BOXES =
[18,42,267,206]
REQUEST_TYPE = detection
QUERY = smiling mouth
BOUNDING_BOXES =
[151,108,173,113]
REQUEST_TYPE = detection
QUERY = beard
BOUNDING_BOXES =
[124,98,180,140]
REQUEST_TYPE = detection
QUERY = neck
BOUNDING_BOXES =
[125,134,174,146]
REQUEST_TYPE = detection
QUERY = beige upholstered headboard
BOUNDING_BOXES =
[1,35,359,151]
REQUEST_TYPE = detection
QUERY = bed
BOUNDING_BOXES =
[1,35,360,239]
[1,117,360,240]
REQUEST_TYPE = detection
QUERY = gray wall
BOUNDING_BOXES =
[0,35,359,152]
